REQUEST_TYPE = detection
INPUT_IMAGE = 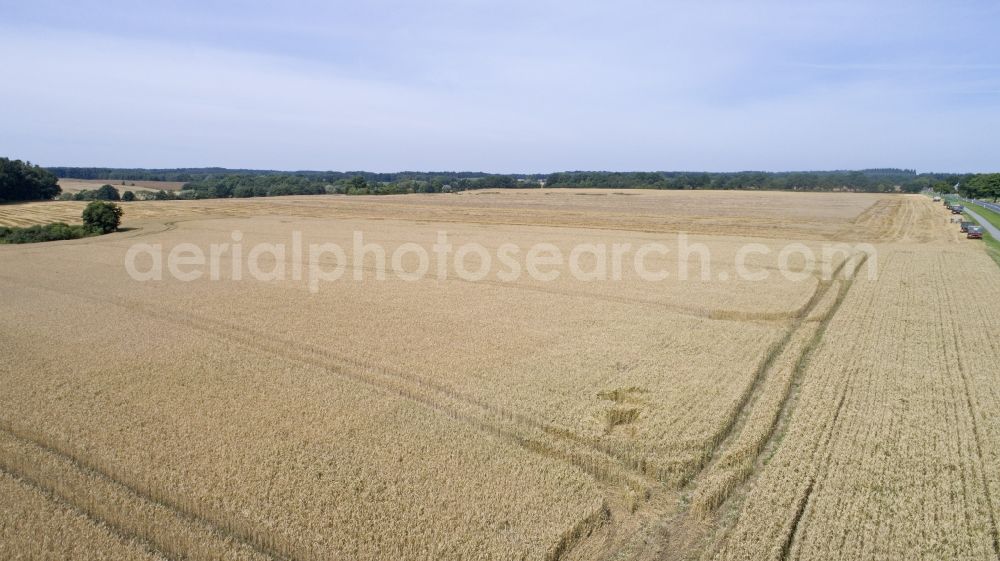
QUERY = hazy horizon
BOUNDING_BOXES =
[3,1,998,173]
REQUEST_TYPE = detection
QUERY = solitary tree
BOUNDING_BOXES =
[82,201,123,234]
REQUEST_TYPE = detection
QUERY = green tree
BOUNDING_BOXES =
[349,175,368,193]
[94,184,121,200]
[965,173,1000,201]
[0,158,61,201]
[121,190,136,201]
[82,201,123,234]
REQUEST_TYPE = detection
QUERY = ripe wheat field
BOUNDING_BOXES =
[0,189,997,561]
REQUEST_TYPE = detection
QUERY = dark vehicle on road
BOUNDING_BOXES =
[951,205,965,214]
[960,221,973,233]
[967,226,984,239]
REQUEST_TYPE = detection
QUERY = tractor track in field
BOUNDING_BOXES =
[1,410,619,561]
[0,274,657,496]
[0,254,832,491]
[687,254,860,484]
[0,421,616,561]
[0,464,175,561]
[0,234,872,561]
[934,253,1000,559]
[0,425,286,561]
[0,241,867,561]
[645,254,868,561]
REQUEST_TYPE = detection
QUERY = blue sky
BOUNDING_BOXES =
[1,0,998,172]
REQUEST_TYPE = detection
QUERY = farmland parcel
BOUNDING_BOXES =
[1,189,997,560]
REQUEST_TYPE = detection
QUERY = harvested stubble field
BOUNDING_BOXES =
[57,178,187,194]
[0,189,997,561]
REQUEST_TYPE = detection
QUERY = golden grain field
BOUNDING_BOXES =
[0,189,995,561]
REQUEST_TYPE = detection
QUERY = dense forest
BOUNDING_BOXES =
[27,165,1000,202]
[0,158,61,201]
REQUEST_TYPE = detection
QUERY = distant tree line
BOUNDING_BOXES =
[134,173,527,199]
[45,167,531,184]
[1,158,61,201]
[41,165,1000,199]
[44,167,539,198]
[182,175,328,198]
[545,169,939,193]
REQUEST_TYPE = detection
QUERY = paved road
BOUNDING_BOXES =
[972,199,1000,214]
[957,197,1000,214]
[962,206,1000,240]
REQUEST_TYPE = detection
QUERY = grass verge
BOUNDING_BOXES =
[962,201,1000,268]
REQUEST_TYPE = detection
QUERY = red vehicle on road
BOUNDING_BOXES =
[967,226,984,239]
